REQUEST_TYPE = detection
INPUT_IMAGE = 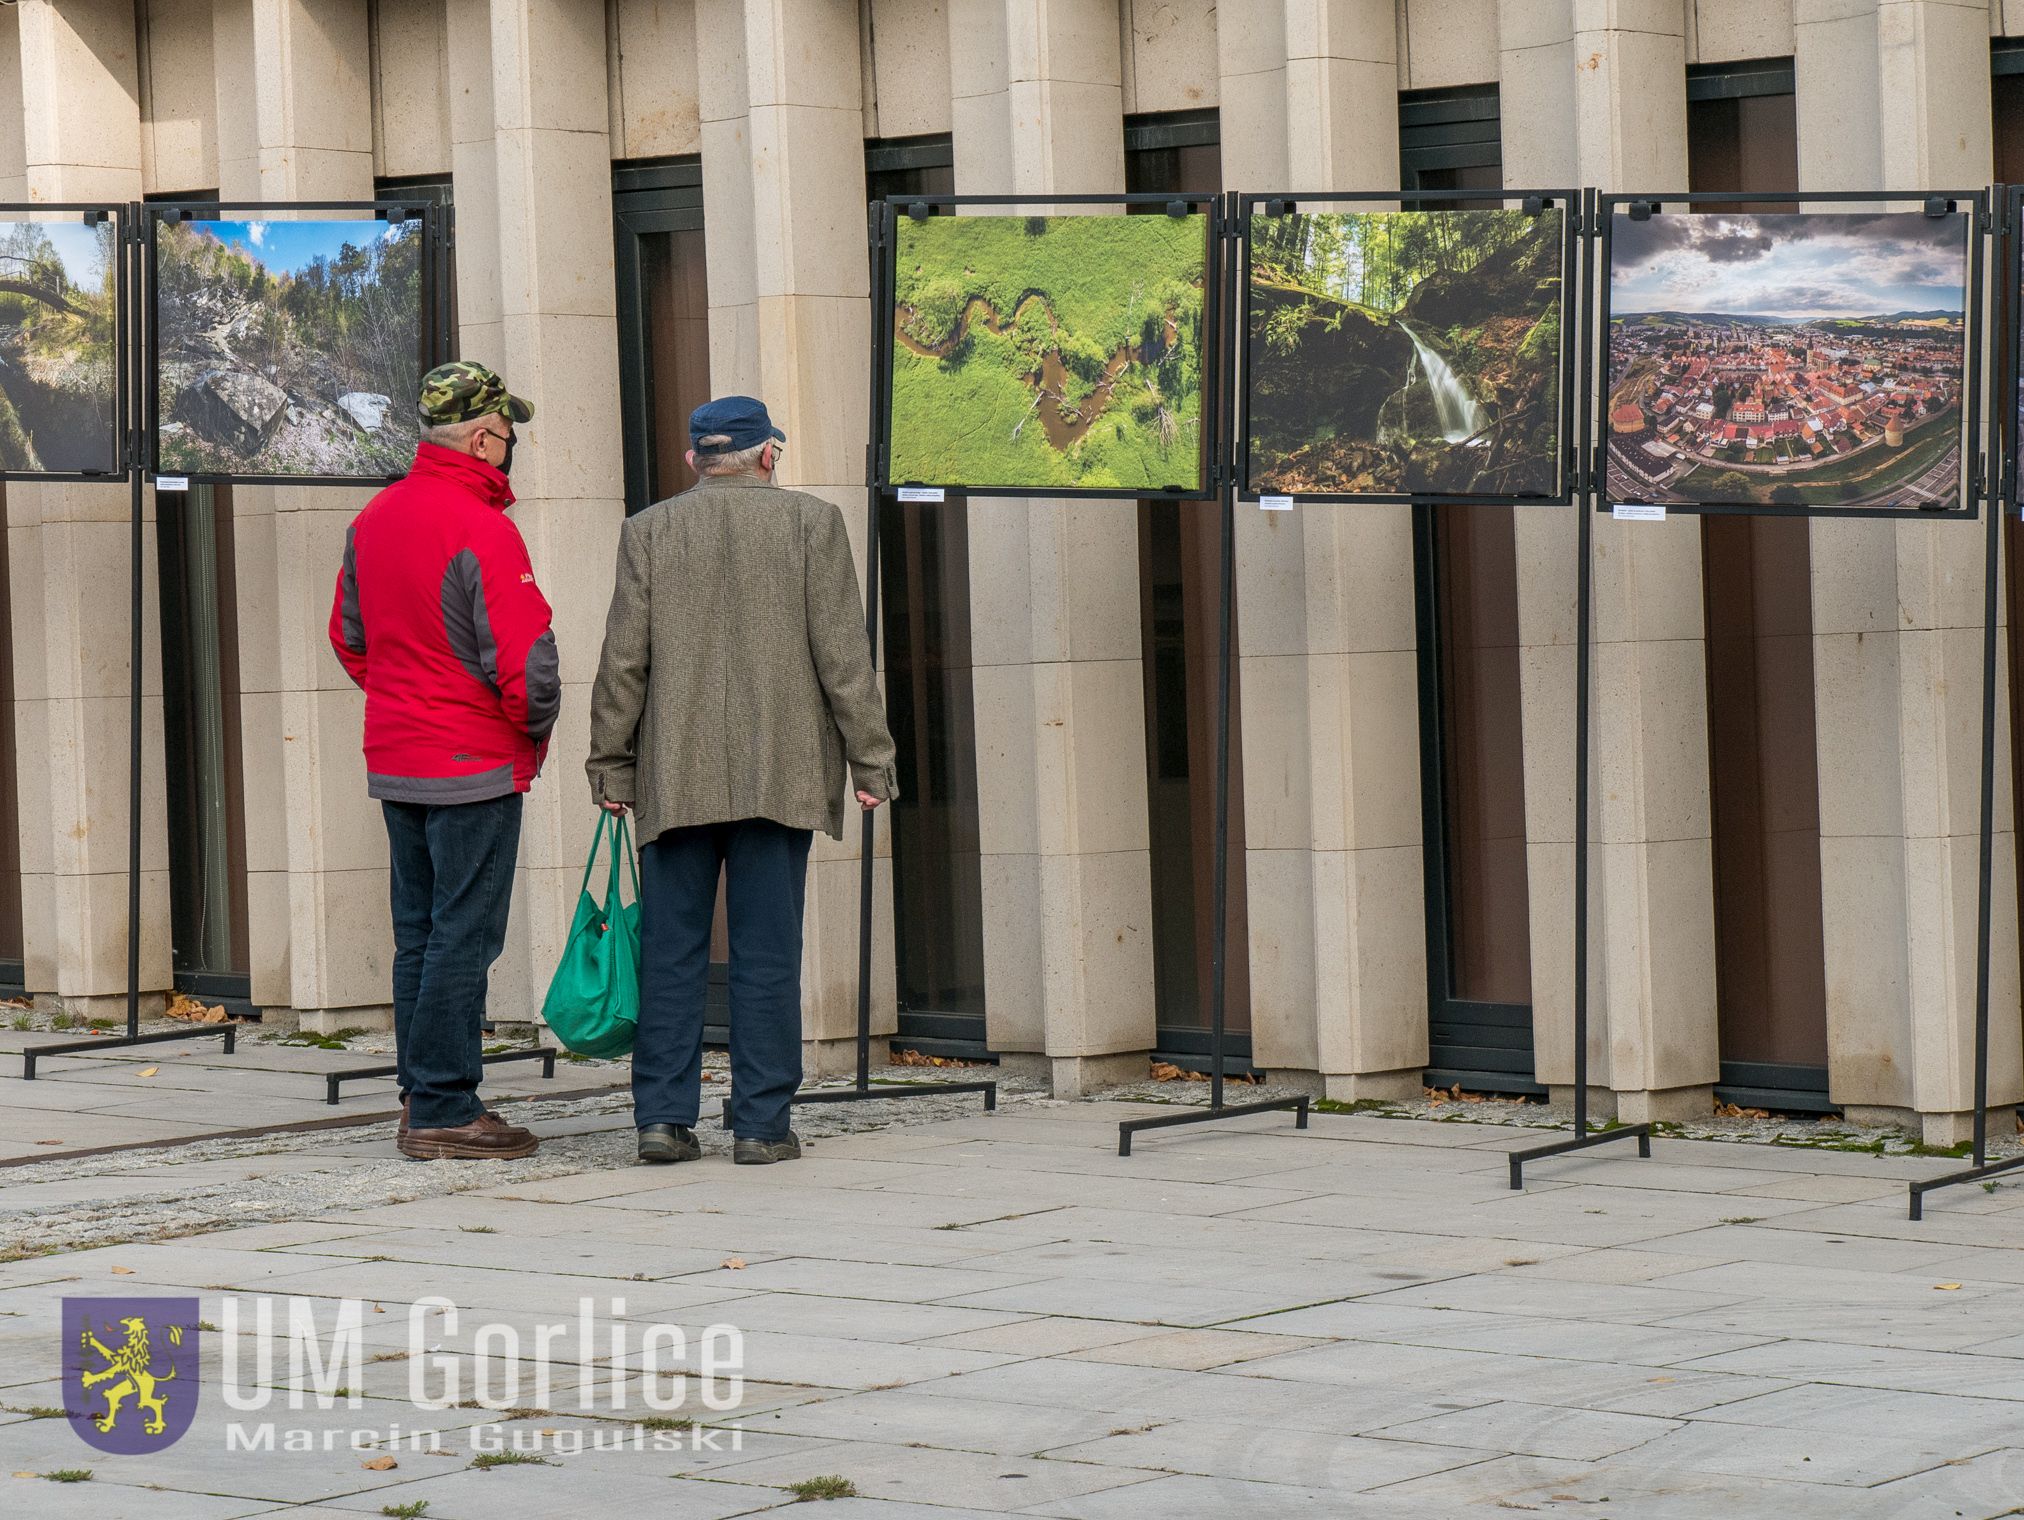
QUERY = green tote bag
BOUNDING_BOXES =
[540,811,641,1058]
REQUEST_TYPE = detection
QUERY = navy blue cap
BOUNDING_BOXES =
[689,395,786,455]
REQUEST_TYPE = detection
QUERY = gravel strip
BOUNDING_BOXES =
[0,1072,1044,1264]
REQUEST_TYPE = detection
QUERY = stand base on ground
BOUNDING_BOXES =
[325,1045,557,1104]
[20,1023,237,1079]
[721,1078,998,1129]
[1909,1151,2024,1219]
[1508,1122,1652,1188]
[1117,1094,1310,1157]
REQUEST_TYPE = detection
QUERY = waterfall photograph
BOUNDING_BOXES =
[885,212,1206,492]
[153,217,425,480]
[0,218,119,475]
[1244,206,1565,498]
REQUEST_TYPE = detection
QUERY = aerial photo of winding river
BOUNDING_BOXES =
[1245,206,1565,499]
[0,219,119,475]
[885,213,1207,492]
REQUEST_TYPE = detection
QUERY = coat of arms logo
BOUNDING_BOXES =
[62,1297,201,1454]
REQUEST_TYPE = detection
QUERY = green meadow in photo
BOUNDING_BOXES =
[887,212,1207,492]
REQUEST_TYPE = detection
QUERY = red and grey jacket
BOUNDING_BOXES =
[329,442,559,803]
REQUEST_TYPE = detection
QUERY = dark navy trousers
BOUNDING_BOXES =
[382,792,523,1131]
[635,817,813,1141]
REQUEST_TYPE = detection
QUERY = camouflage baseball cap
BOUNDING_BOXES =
[418,361,534,426]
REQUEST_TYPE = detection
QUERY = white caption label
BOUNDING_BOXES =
[155,475,191,493]
[896,486,945,503]
[1611,503,1665,521]
[1259,495,1294,512]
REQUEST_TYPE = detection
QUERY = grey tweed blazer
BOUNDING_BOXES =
[585,473,898,842]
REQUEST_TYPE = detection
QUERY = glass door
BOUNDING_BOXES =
[1403,85,1542,1093]
[868,136,990,1054]
[1124,111,1253,1067]
[0,481,22,993]
[157,485,251,996]
[1686,61,1832,1111]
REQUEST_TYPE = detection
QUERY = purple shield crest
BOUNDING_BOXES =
[62,1297,201,1455]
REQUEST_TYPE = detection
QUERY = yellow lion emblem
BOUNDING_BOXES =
[78,1315,181,1435]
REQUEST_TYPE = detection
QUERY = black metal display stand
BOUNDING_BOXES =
[17,201,443,1089]
[1118,190,1307,1155]
[1910,184,2017,1219]
[9,205,235,1079]
[1507,188,1651,1184]
[1509,189,1997,1197]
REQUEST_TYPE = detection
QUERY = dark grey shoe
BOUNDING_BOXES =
[638,1123,701,1164]
[733,1131,802,1165]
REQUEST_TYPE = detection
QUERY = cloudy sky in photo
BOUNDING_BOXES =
[186,217,415,277]
[1610,211,1968,318]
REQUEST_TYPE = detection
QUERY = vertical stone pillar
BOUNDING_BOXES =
[1795,0,2020,1141]
[215,0,392,1025]
[6,0,170,1014]
[1499,1,1717,1123]
[688,0,892,1070]
[474,0,626,1025]
[945,0,1153,1094]
[1216,2,1425,1101]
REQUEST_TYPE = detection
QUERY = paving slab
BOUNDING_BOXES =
[9,1091,2024,1517]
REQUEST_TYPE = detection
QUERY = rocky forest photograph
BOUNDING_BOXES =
[1245,207,1565,498]
[154,217,424,478]
[0,218,119,474]
[886,212,1206,492]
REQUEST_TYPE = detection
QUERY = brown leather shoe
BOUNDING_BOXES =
[398,1096,410,1135]
[398,1111,538,1160]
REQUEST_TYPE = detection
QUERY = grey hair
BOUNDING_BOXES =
[694,434,770,476]
[422,418,491,449]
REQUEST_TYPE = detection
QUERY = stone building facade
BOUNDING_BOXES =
[1,0,2020,1140]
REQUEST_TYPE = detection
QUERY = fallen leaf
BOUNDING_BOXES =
[1150,1061,1186,1081]
[361,1455,398,1471]
[13,1470,39,1478]
[110,1266,134,1275]
[34,1139,61,1146]
[137,1066,158,1078]
[165,993,230,1024]
[722,1257,746,1270]
[1936,1283,1963,1291]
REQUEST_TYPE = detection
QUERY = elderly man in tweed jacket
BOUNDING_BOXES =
[587,395,897,1167]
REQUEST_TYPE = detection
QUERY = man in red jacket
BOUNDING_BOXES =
[329,361,559,1160]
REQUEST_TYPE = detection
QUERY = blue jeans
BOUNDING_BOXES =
[635,818,812,1140]
[382,793,523,1130]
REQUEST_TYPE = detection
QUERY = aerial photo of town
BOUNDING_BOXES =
[1605,210,1970,511]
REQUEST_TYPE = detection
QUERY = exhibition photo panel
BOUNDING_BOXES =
[881,205,1212,496]
[0,211,122,478]
[1603,201,1976,515]
[149,208,430,483]
[1241,198,1571,503]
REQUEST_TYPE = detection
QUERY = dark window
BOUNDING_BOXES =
[1686,59,1833,1111]
[375,174,458,364]
[867,135,990,1049]
[143,191,253,1001]
[614,160,710,516]
[1403,85,1541,1093]
[1996,43,2024,1042]
[1124,110,1251,1065]
[158,485,251,992]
